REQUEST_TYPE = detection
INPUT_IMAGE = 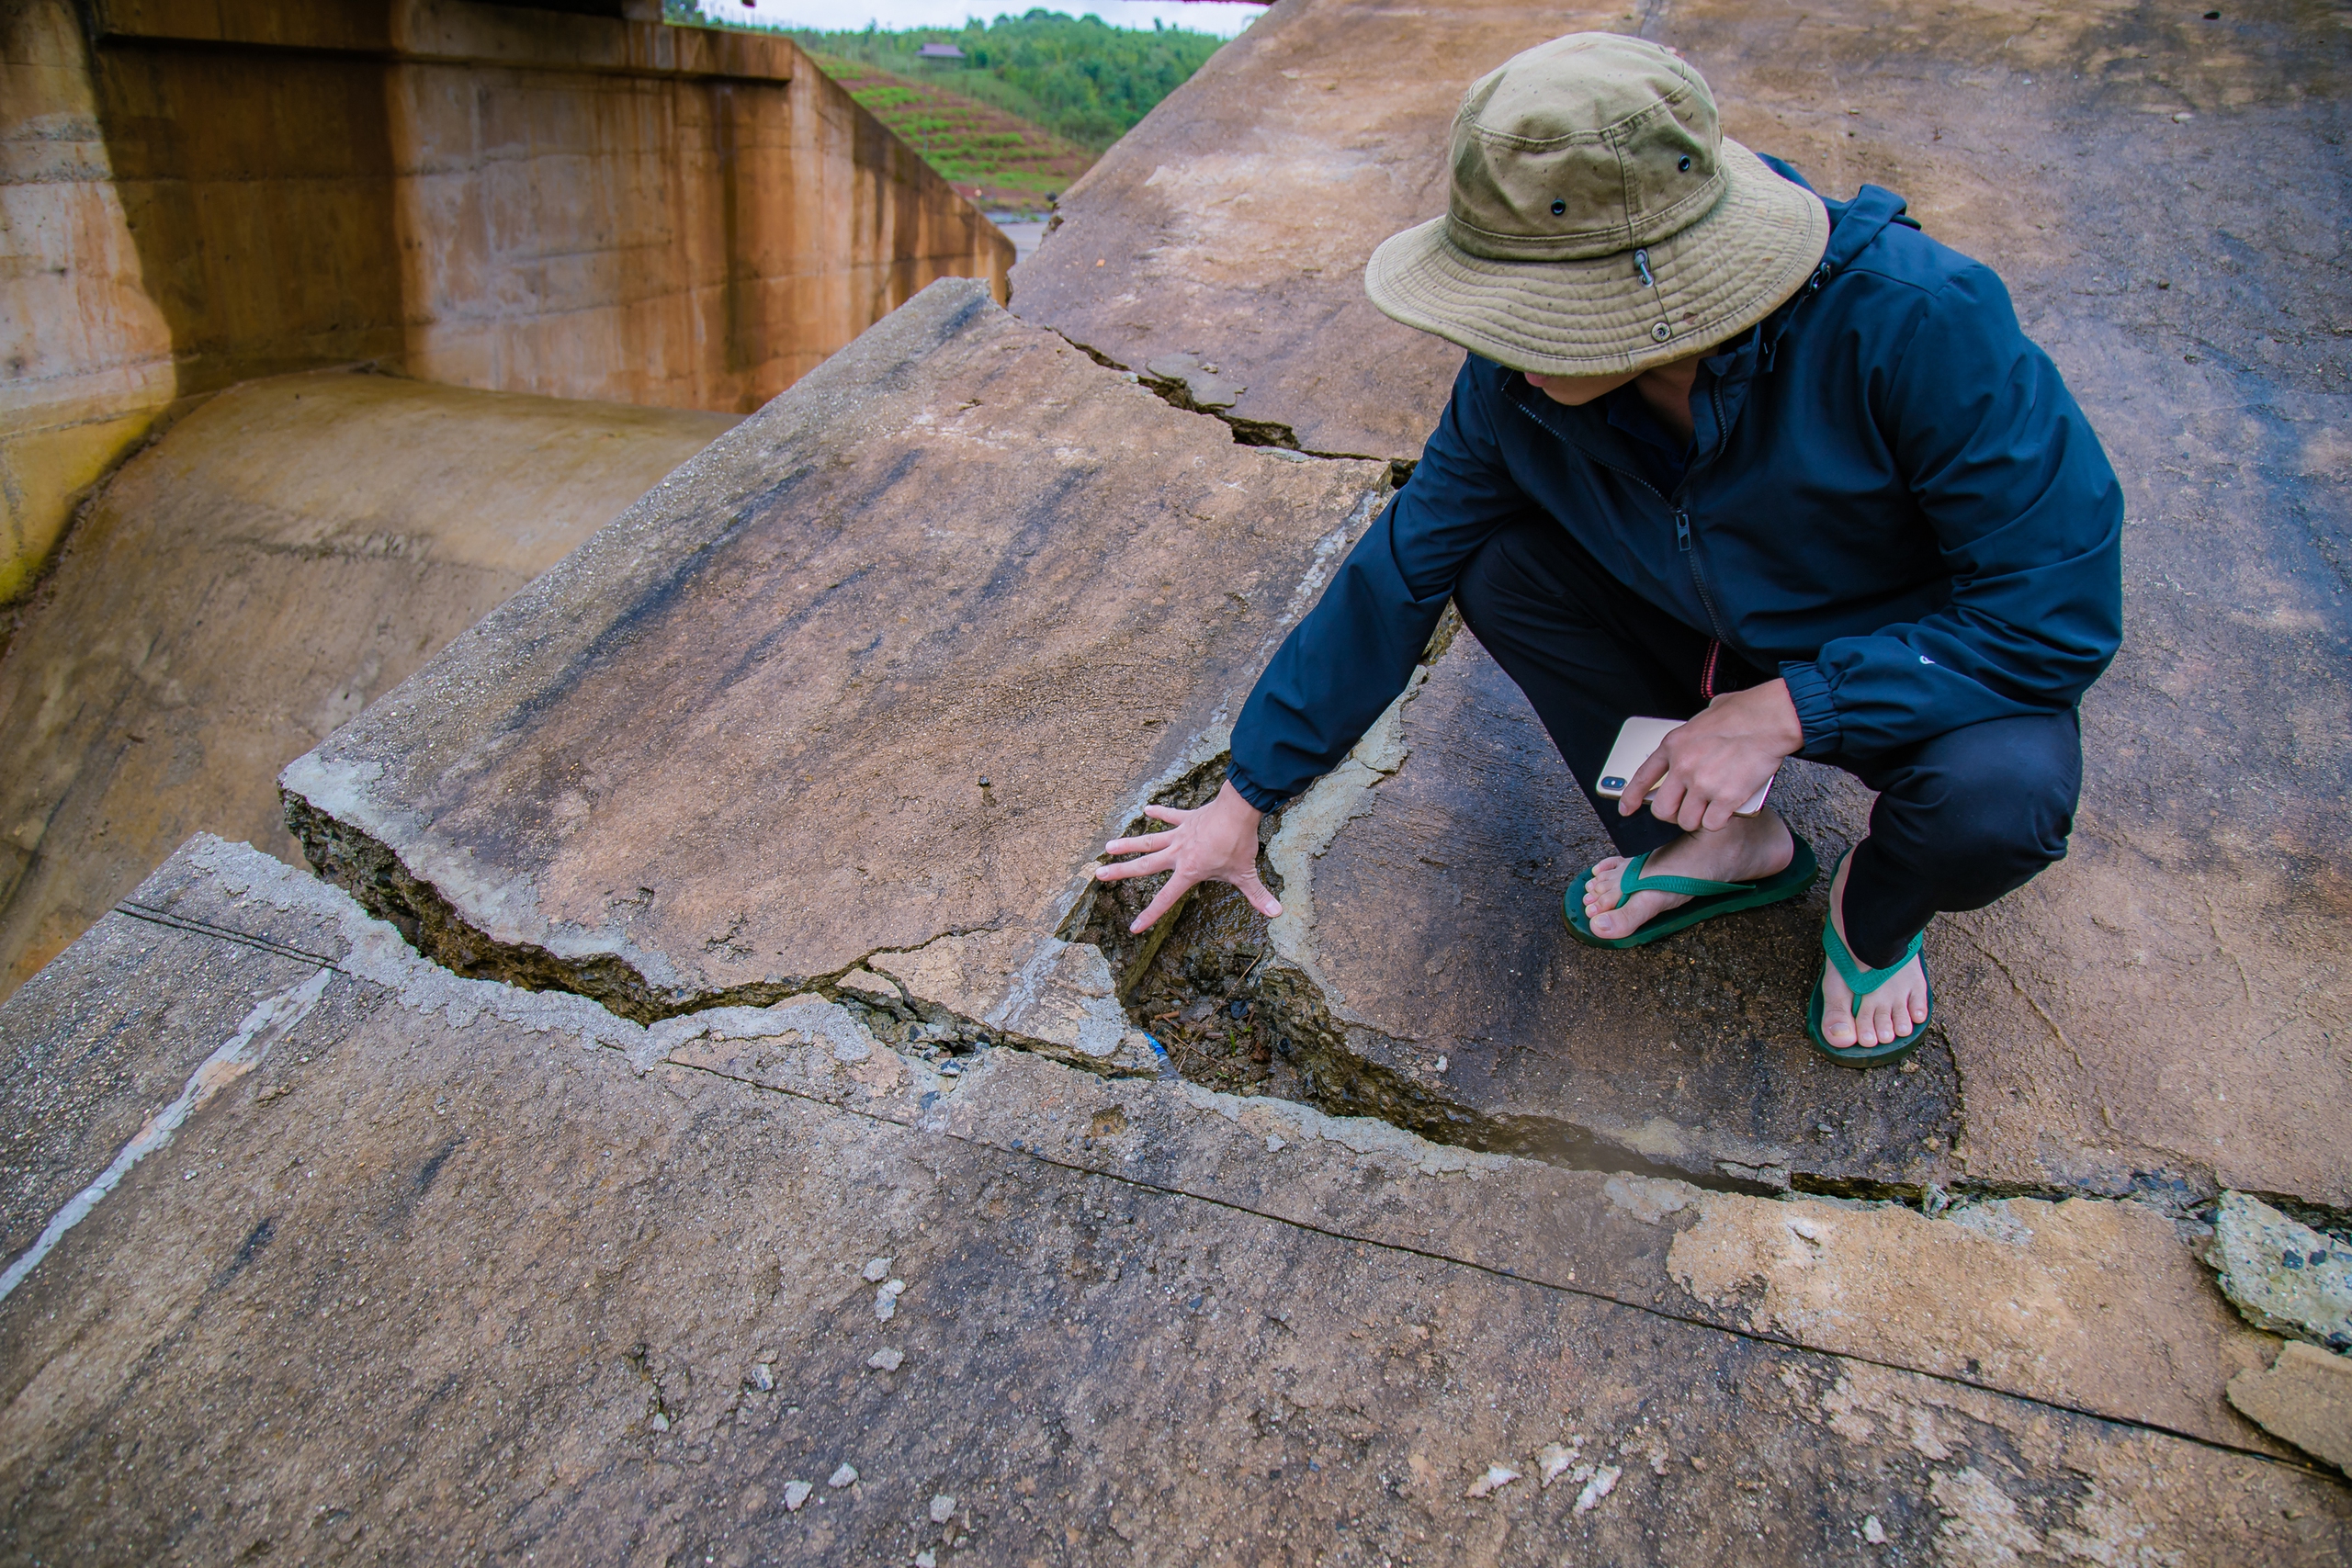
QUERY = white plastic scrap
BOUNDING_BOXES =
[1464,1463,1521,1498]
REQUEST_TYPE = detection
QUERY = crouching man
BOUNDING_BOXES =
[1097,33,2121,1066]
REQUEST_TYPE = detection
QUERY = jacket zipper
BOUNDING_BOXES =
[1510,380,1737,645]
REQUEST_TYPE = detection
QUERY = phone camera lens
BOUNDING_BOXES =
[1600,776,1625,791]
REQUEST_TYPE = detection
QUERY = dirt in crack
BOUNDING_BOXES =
[1063,752,1758,1186]
[1068,755,1295,1097]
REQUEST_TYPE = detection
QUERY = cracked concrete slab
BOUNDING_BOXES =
[0,368,736,1001]
[3,836,2346,1560]
[1018,0,2352,1213]
[281,277,1389,1023]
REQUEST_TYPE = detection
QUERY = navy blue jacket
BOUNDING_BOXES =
[1227,170,2124,811]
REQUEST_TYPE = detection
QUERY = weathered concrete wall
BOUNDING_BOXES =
[0,0,1012,601]
[0,369,735,998]
[0,0,177,605]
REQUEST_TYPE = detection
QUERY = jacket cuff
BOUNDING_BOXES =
[1224,765,1288,815]
[1777,660,1843,759]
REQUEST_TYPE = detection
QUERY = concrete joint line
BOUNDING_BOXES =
[0,967,332,1305]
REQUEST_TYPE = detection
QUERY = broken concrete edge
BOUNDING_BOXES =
[2202,1191,2352,1353]
[266,802,1158,1080]
[1048,328,1419,489]
[2227,1342,2352,1475]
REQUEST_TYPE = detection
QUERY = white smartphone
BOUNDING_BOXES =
[1595,716,1776,818]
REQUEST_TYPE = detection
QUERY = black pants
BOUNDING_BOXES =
[1453,516,2080,969]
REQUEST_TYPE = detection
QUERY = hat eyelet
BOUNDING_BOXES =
[1651,321,1673,343]
[1678,155,1692,173]
[1550,199,1566,216]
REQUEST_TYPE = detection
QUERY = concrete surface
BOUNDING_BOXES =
[281,277,1390,1022]
[1016,0,2352,1212]
[0,369,735,998]
[4,835,2346,1562]
[2230,1343,2352,1475]
[1,0,1011,600]
[7,0,2352,1546]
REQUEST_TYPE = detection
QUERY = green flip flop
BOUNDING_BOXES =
[1563,832,1819,949]
[1805,913,1935,1068]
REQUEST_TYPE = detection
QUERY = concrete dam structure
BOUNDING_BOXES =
[0,0,1011,989]
[2,0,2348,1562]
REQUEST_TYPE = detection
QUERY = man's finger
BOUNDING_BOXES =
[1646,773,1688,829]
[1232,871,1283,920]
[1094,850,1174,882]
[1128,869,1200,933]
[1623,743,1672,807]
[1141,803,1193,826]
[1103,829,1175,855]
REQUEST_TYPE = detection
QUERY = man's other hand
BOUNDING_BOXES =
[1094,780,1279,934]
[1623,679,1806,833]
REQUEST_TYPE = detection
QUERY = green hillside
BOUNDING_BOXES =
[810,56,1093,215]
[788,10,1225,153]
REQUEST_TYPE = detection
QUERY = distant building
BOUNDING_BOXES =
[917,42,966,62]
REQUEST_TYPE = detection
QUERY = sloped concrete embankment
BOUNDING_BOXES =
[2,833,2345,1562]
[1012,0,2352,1224]
[0,370,736,998]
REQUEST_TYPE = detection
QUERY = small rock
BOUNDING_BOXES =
[876,1292,897,1323]
[916,1554,936,1568]
[882,1278,909,1297]
[2173,110,2194,121]
[830,1463,859,1488]
[649,1411,670,1433]
[867,1348,906,1371]
[1265,1134,1286,1153]
[1862,1514,1889,1545]
[2204,1191,2352,1351]
[1574,1464,1622,1514]
[1464,1462,1521,1498]
[930,1494,957,1523]
[1536,1442,1580,1487]
[783,1480,812,1512]
[752,1362,775,1392]
[2226,1340,2352,1472]
[864,1257,894,1283]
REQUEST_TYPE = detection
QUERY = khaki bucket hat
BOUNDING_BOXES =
[1364,33,1829,376]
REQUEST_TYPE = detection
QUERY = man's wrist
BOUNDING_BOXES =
[1753,677,1804,755]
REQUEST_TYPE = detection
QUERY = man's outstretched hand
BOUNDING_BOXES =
[1623,679,1806,832]
[1095,780,1279,934]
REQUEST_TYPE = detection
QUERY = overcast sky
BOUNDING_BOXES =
[690,0,1265,39]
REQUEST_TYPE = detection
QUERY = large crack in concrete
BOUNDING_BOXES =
[1050,330,1418,490]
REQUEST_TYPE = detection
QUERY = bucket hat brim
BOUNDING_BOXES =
[1364,139,1829,376]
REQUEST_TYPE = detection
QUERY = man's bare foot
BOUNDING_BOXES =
[1582,811,1794,941]
[1817,847,1930,1050]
